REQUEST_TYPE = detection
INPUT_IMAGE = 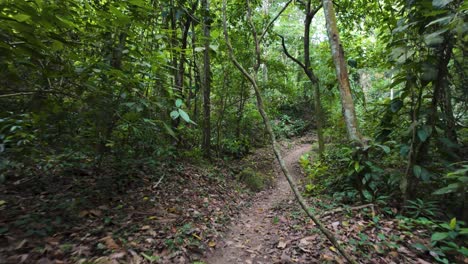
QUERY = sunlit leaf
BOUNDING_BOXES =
[431,232,449,242]
[170,110,179,119]
[432,0,453,8]
[175,99,183,108]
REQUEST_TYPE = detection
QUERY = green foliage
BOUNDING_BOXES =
[272,114,307,139]
[237,167,268,192]
[221,137,251,158]
[300,140,400,205]
[299,153,327,194]
[404,199,441,219]
[433,164,468,195]
[420,218,468,263]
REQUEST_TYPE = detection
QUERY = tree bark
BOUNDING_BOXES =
[202,0,212,158]
[322,0,363,144]
[223,1,356,262]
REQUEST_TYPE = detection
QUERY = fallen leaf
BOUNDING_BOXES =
[89,209,102,217]
[110,252,126,259]
[208,241,216,247]
[100,236,120,250]
[331,221,340,230]
[277,240,287,249]
[79,210,88,217]
[322,254,334,261]
[417,258,432,264]
[15,239,28,250]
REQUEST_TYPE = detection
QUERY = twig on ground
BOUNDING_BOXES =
[320,203,375,218]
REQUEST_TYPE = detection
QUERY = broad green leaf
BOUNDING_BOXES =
[175,99,183,108]
[13,14,31,22]
[424,29,448,46]
[412,243,428,251]
[354,161,360,172]
[433,0,453,8]
[390,99,403,113]
[129,0,149,8]
[376,144,390,154]
[413,165,422,178]
[431,232,449,242]
[420,167,431,182]
[426,15,454,27]
[459,247,468,256]
[417,126,432,142]
[457,176,468,183]
[449,218,456,230]
[400,144,410,157]
[178,109,195,124]
[163,123,177,140]
[170,110,179,120]
[209,44,219,52]
[433,183,461,195]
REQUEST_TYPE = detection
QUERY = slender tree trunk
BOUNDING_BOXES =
[236,80,246,139]
[303,3,325,155]
[223,1,356,262]
[96,31,127,169]
[314,84,325,153]
[322,0,363,144]
[202,0,212,158]
[279,2,324,155]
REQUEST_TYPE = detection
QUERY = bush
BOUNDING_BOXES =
[237,167,268,192]
[272,114,307,139]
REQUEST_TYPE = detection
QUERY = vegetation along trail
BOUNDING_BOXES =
[207,143,312,264]
[1,0,466,263]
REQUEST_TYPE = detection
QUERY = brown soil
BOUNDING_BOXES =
[205,143,312,264]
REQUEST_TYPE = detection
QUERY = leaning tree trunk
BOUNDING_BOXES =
[322,0,363,144]
[223,1,356,262]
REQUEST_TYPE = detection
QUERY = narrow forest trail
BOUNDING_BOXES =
[206,143,312,264]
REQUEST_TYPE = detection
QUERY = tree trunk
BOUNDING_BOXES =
[202,0,212,158]
[236,80,247,139]
[279,2,324,155]
[322,0,363,144]
[303,3,325,155]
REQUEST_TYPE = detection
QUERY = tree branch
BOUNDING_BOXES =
[259,0,293,42]
[0,92,35,98]
[278,34,307,72]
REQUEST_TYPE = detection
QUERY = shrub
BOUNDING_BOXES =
[237,167,267,192]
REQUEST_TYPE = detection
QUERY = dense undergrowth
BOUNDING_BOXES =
[1,0,467,263]
[300,138,468,263]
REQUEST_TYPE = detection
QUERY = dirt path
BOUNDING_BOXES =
[206,143,312,264]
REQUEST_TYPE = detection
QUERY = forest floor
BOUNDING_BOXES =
[204,136,435,264]
[1,135,436,263]
[205,142,312,264]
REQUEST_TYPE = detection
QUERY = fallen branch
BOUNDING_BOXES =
[222,1,356,263]
[320,203,375,218]
[153,174,165,190]
[0,92,34,98]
